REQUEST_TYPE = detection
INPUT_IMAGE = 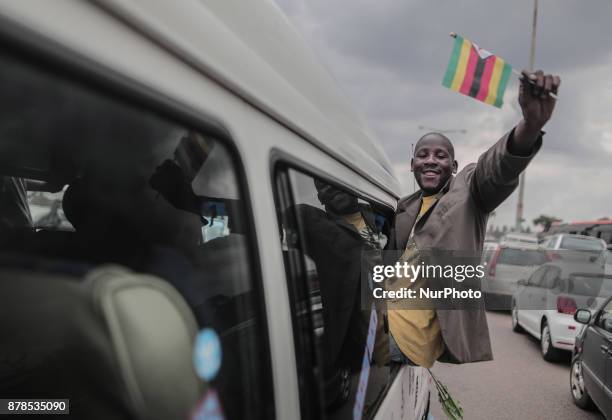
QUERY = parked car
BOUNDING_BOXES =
[512,260,611,361]
[482,243,546,309]
[571,298,612,417]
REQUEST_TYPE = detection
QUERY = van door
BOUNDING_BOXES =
[274,166,428,420]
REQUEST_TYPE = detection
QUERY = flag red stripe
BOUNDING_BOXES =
[475,56,496,101]
[459,47,479,95]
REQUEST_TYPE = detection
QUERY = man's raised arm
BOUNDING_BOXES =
[470,70,561,213]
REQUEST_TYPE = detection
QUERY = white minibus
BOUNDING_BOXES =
[0,1,429,419]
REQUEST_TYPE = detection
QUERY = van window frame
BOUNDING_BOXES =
[271,153,397,419]
[0,20,275,420]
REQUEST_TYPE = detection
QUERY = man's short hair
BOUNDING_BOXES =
[414,132,455,159]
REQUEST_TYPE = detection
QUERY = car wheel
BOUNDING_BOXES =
[511,300,523,333]
[541,320,562,362]
[570,357,594,410]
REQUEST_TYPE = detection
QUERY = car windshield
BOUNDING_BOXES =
[498,248,545,266]
[560,236,605,251]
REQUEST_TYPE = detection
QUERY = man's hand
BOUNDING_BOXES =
[509,70,561,156]
[518,69,561,131]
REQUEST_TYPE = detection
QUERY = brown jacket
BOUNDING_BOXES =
[389,129,542,363]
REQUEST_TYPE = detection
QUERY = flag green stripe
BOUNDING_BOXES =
[493,62,512,107]
[442,35,464,88]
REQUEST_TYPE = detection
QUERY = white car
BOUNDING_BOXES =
[482,243,546,309]
[512,260,612,361]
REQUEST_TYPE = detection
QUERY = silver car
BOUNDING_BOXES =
[482,243,546,309]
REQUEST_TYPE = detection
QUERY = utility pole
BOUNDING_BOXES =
[515,0,538,232]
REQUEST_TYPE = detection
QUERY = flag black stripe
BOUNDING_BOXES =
[469,56,487,98]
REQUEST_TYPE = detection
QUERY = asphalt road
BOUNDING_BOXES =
[430,311,604,420]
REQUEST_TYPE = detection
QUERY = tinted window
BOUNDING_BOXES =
[277,168,393,419]
[600,277,612,297]
[498,248,545,266]
[567,274,607,297]
[597,300,612,332]
[543,266,561,289]
[560,236,605,251]
[0,51,270,419]
[527,266,547,286]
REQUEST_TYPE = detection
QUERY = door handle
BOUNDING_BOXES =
[601,344,609,355]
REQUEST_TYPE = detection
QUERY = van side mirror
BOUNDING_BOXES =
[517,279,527,287]
[574,309,592,325]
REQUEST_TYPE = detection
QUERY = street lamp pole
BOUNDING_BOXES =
[515,0,538,232]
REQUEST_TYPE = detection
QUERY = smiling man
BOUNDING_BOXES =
[386,70,561,366]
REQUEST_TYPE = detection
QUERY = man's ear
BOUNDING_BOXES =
[452,160,458,174]
[410,158,415,172]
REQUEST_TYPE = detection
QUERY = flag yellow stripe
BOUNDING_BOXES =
[450,39,472,91]
[485,57,505,104]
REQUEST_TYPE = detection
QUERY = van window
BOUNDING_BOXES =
[0,50,271,419]
[276,168,393,419]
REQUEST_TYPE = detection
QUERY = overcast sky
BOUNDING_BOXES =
[273,0,612,231]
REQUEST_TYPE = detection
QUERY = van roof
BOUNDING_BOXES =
[203,2,399,194]
[188,1,399,196]
[0,0,399,197]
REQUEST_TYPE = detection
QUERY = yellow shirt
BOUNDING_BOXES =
[387,194,445,368]
[343,212,366,232]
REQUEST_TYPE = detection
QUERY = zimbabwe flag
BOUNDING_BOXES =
[442,34,512,108]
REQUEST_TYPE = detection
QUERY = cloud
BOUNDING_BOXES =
[275,0,612,228]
